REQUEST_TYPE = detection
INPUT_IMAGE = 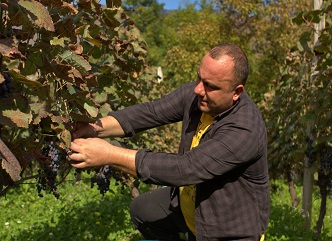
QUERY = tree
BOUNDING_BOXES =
[218,0,313,102]
[266,0,332,238]
[162,4,235,88]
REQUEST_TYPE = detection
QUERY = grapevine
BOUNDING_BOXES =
[0,0,154,200]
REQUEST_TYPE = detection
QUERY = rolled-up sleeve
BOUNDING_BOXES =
[109,82,196,137]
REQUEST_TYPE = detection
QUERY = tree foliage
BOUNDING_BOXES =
[218,0,313,102]
[266,1,332,237]
[164,5,234,87]
[266,0,332,188]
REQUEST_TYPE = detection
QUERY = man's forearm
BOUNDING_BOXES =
[95,116,126,138]
[106,145,138,177]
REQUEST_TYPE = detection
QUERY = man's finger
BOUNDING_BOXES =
[70,160,86,169]
[70,139,84,153]
[68,152,84,162]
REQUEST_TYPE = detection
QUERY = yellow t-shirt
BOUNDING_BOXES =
[179,112,214,235]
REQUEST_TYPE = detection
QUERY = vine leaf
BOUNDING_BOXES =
[2,110,31,128]
[0,39,23,59]
[18,0,55,32]
[58,129,71,149]
[84,102,99,117]
[9,70,43,88]
[0,138,21,182]
[52,46,92,74]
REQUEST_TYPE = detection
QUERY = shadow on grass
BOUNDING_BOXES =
[266,202,331,241]
[13,195,143,241]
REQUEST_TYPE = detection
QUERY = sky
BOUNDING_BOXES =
[157,0,191,10]
[99,0,195,10]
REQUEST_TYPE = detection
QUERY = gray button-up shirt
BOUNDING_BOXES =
[110,81,270,240]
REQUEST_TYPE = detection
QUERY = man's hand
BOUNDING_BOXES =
[68,137,138,177]
[69,138,112,168]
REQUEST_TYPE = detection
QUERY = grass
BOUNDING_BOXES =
[0,174,144,241]
[0,174,331,241]
[266,180,332,241]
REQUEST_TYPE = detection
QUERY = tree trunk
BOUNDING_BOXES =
[286,170,300,208]
[302,161,315,229]
[288,181,301,208]
[313,172,328,240]
[302,0,325,230]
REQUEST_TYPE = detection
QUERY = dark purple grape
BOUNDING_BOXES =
[90,166,112,195]
[0,72,14,97]
[37,142,65,198]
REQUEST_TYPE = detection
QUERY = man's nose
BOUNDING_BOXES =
[194,81,205,96]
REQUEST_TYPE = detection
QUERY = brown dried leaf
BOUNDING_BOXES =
[30,102,48,124]
[51,115,69,125]
[58,129,71,148]
[0,3,8,10]
[62,2,78,14]
[0,39,22,58]
[0,138,21,182]
[2,110,32,128]
[19,0,55,32]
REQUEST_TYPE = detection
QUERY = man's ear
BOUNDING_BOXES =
[233,85,244,101]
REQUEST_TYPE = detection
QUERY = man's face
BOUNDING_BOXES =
[194,54,243,117]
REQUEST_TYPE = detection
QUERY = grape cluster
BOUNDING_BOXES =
[36,142,63,198]
[0,72,14,98]
[46,142,61,172]
[91,165,112,195]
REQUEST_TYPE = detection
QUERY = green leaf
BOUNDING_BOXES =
[292,11,305,25]
[304,9,322,24]
[94,92,108,104]
[50,37,65,45]
[9,70,43,88]
[103,8,121,28]
[23,49,44,75]
[298,32,312,53]
[99,103,112,117]
[52,46,92,74]
[83,103,99,117]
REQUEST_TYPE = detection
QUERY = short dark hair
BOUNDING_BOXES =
[209,43,249,87]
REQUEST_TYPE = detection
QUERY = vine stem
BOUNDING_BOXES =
[0,174,39,197]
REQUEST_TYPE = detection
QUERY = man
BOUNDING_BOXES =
[69,43,270,241]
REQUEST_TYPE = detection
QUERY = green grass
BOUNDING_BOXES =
[266,180,332,241]
[0,174,144,241]
[0,176,331,241]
